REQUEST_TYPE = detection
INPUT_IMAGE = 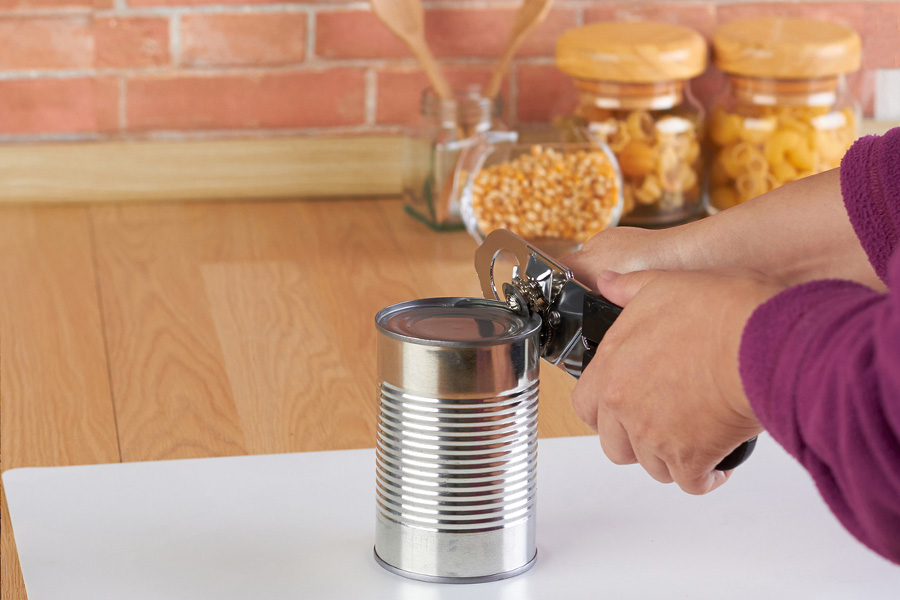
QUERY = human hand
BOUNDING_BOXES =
[572,268,784,494]
[562,226,696,290]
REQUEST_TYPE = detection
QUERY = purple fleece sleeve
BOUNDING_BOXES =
[739,129,900,564]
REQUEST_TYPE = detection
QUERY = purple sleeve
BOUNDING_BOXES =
[739,128,900,564]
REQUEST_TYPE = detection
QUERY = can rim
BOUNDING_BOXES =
[375,297,541,348]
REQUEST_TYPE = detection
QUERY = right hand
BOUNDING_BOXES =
[563,226,686,286]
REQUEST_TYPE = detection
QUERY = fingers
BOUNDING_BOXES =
[596,406,637,466]
[671,467,731,496]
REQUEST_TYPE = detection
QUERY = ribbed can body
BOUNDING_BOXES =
[374,298,541,583]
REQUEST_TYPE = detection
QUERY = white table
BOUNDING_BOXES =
[4,435,898,599]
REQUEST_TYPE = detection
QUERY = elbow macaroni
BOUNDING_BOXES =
[577,106,702,218]
[709,105,856,211]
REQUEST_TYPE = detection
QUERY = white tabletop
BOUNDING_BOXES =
[4,435,898,599]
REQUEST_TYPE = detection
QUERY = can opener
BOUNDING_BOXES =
[474,229,756,471]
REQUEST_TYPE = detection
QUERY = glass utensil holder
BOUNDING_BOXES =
[403,86,516,231]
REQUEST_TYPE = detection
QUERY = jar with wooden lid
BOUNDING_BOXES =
[708,18,860,212]
[555,22,707,226]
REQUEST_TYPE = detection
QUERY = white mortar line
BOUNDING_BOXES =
[118,76,127,131]
[306,6,316,61]
[170,12,182,68]
[365,68,377,126]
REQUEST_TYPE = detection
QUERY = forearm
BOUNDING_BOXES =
[567,169,883,291]
[668,169,883,289]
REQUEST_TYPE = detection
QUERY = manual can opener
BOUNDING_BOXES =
[474,229,756,471]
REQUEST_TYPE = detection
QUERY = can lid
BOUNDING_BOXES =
[375,297,541,347]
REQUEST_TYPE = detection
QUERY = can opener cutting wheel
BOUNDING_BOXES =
[474,229,757,471]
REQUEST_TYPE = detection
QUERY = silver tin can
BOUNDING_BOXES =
[374,297,542,583]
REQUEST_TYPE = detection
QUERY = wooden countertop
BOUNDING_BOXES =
[0,199,592,600]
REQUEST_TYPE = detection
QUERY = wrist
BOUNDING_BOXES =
[723,275,787,424]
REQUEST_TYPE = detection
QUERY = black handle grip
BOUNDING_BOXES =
[581,291,756,472]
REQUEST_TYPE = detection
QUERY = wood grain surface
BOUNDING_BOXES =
[0,207,121,600]
[0,199,592,600]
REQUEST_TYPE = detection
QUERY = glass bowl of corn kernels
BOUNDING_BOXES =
[458,141,623,257]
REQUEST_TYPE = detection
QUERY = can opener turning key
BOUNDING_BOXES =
[474,229,757,471]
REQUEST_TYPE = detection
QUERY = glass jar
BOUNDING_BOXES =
[403,85,516,231]
[708,18,861,212]
[458,141,624,258]
[555,22,707,227]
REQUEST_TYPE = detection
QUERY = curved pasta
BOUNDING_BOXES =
[772,161,799,185]
[722,142,763,178]
[605,119,631,153]
[618,140,656,177]
[710,110,742,146]
[626,110,656,142]
[735,172,766,202]
[710,185,740,210]
[634,174,662,205]
[763,130,804,165]
[678,163,698,191]
[710,154,730,185]
[738,116,776,145]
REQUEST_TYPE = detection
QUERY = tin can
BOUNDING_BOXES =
[374,297,542,583]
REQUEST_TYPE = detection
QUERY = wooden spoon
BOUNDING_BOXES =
[485,0,554,99]
[369,0,454,99]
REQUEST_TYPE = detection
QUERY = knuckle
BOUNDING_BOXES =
[600,439,636,466]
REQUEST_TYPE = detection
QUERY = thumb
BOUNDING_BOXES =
[595,270,661,307]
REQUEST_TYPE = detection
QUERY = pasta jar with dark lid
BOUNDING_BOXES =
[708,17,861,212]
[555,22,707,226]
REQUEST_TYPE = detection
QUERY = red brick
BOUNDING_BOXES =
[316,10,410,60]
[375,65,511,125]
[425,7,577,58]
[127,70,366,131]
[0,16,93,70]
[95,17,169,69]
[585,2,717,38]
[129,0,303,7]
[0,77,117,135]
[180,12,306,68]
[0,0,111,10]
[863,3,900,69]
[516,64,575,123]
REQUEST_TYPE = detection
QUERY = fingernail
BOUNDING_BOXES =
[599,270,621,281]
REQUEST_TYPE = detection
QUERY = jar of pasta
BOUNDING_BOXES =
[708,18,861,212]
[555,22,707,226]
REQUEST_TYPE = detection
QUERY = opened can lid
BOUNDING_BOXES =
[375,297,541,348]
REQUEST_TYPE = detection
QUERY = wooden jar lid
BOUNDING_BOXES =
[555,22,707,83]
[713,18,861,78]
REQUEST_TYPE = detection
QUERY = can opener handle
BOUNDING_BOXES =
[475,229,756,472]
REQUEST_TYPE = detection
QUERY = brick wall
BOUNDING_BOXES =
[0,1,897,142]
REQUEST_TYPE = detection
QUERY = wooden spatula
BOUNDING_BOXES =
[369,0,454,99]
[486,0,554,99]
